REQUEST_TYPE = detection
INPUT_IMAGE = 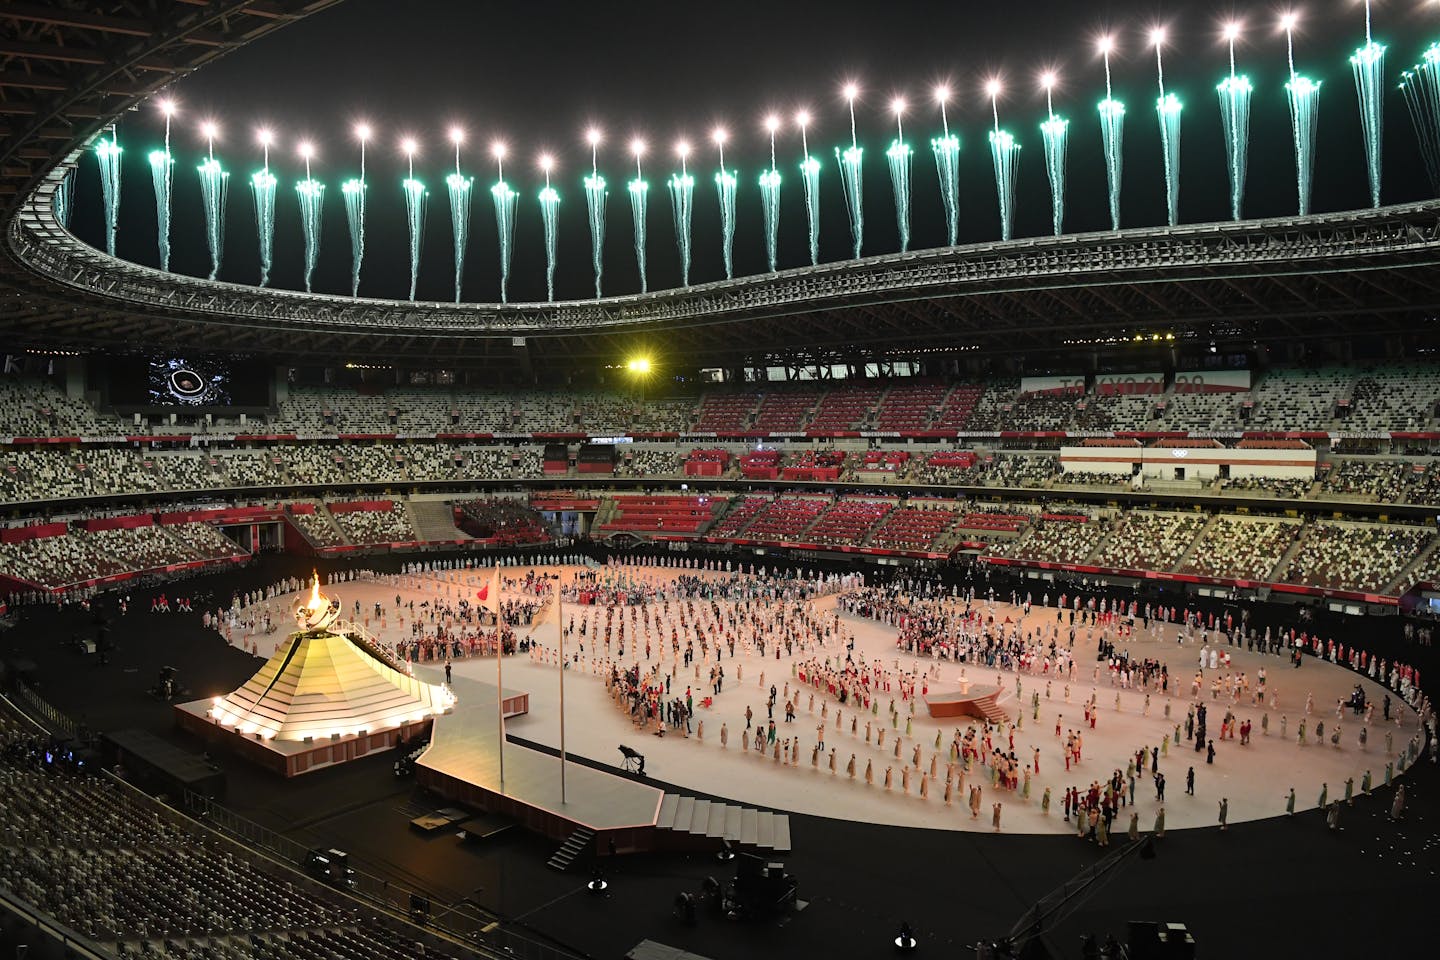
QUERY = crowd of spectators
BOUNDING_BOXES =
[616,449,685,477]
[1217,475,1314,499]
[1320,458,1440,506]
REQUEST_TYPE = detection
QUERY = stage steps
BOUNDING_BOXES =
[655,792,791,853]
[974,691,1010,725]
[545,825,595,871]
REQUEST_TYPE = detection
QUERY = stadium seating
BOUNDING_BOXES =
[1281,521,1435,593]
[738,497,829,541]
[992,515,1109,565]
[806,497,894,546]
[1178,516,1299,581]
[1089,512,1207,573]
[0,704,468,958]
[597,495,720,534]
[329,503,417,545]
[710,496,770,537]
[867,505,958,552]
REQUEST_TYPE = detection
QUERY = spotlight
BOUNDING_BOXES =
[894,921,918,953]
[587,864,609,895]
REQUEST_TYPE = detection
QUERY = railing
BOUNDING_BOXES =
[13,680,78,737]
[1003,837,1146,954]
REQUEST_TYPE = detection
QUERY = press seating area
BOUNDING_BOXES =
[805,497,894,546]
[992,515,1108,565]
[908,450,979,485]
[1089,512,1207,573]
[1217,476,1313,499]
[1179,516,1298,582]
[866,505,957,551]
[1320,458,1440,506]
[598,495,718,534]
[1281,521,1435,593]
[858,450,910,474]
[972,454,1060,487]
[617,449,685,477]
[739,497,829,541]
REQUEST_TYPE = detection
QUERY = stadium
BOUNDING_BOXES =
[0,1,1437,959]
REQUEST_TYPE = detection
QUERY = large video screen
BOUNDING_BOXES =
[109,356,271,409]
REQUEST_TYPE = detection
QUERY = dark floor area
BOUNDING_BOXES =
[2,554,1436,960]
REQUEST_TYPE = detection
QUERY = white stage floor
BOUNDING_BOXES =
[234,565,1420,835]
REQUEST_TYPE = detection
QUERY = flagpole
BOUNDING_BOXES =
[559,592,567,804]
[494,563,504,794]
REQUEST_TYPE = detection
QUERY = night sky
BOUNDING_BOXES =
[66,0,1440,305]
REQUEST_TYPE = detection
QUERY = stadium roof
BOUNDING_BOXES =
[2,1,1439,373]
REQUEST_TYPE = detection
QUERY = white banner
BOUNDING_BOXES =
[1095,372,1164,395]
[1173,370,1251,393]
[1019,375,1086,396]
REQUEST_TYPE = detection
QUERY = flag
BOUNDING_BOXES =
[477,584,488,603]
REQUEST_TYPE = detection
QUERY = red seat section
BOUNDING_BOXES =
[739,497,829,541]
[875,382,951,431]
[596,494,724,534]
[694,393,761,432]
[711,495,771,537]
[868,506,958,551]
[807,497,894,546]
[809,388,882,431]
[753,392,820,432]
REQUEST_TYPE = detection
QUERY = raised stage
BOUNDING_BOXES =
[415,670,667,852]
[922,684,1009,723]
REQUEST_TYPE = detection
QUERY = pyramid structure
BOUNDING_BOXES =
[211,630,452,742]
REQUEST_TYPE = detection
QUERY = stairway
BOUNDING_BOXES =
[1170,514,1219,573]
[1263,521,1312,583]
[545,825,596,871]
[655,792,791,853]
[407,499,469,542]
